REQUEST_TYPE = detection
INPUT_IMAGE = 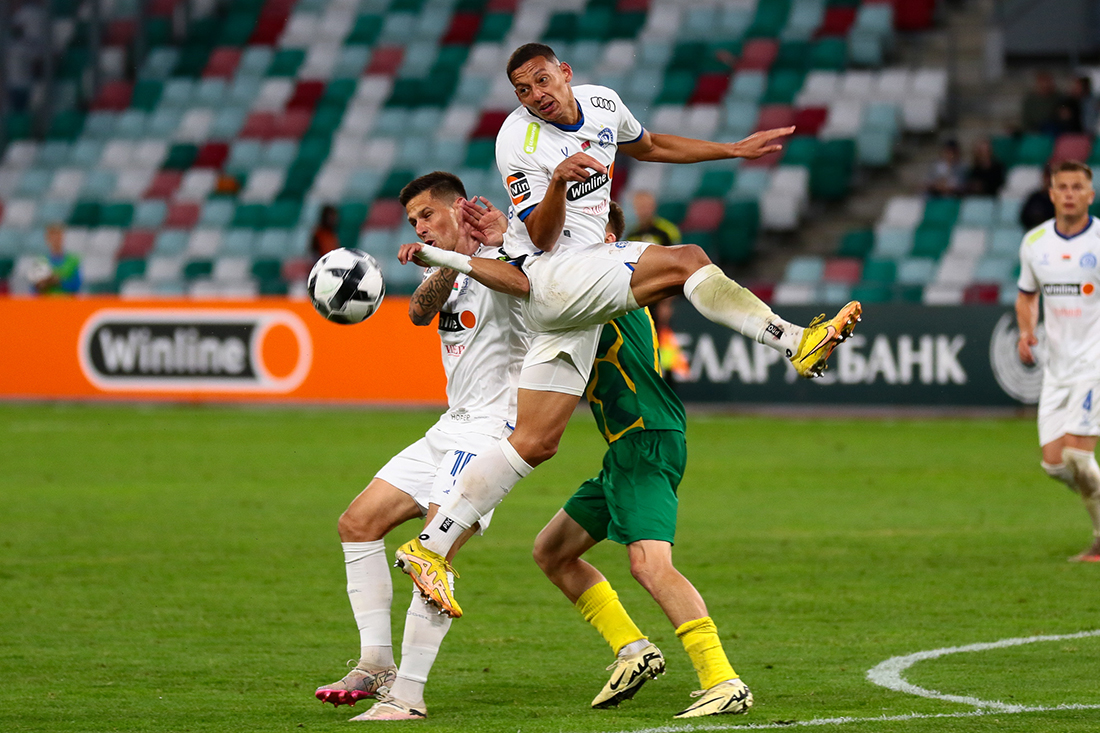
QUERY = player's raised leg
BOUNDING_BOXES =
[316,479,419,707]
[628,244,861,378]
[533,510,665,709]
[625,540,752,718]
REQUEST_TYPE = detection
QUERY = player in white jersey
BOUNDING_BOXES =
[1017,160,1100,562]
[314,172,530,721]
[395,43,860,625]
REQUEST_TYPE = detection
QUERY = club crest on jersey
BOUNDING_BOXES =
[1081,252,1097,268]
[507,172,531,206]
[598,126,614,147]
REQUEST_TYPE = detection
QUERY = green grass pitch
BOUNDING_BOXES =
[2,404,1099,733]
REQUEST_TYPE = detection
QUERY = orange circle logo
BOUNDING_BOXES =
[261,323,300,379]
[460,310,477,329]
[1085,283,1096,296]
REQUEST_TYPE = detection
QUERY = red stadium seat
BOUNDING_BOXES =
[240,112,277,139]
[274,110,312,139]
[119,230,157,259]
[817,7,857,37]
[737,39,779,72]
[793,107,829,136]
[105,19,136,47]
[617,0,649,11]
[472,110,510,138]
[204,48,242,79]
[144,171,183,199]
[964,283,1001,304]
[91,81,133,111]
[891,0,936,31]
[288,81,326,111]
[194,142,229,169]
[746,281,774,304]
[1052,133,1092,164]
[282,257,313,282]
[487,0,519,10]
[690,73,732,105]
[164,202,201,229]
[366,46,404,75]
[681,199,725,231]
[823,257,863,284]
[148,0,177,16]
[442,13,481,45]
[251,15,289,45]
[365,199,406,229]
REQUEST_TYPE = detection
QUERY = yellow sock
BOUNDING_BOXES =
[676,616,738,690]
[575,581,646,655]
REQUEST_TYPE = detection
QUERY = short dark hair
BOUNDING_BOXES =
[399,171,467,207]
[1050,160,1093,182]
[506,43,559,81]
[606,201,625,241]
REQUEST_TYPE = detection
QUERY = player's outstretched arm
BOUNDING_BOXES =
[407,263,460,326]
[1015,290,1040,364]
[619,126,795,164]
[399,242,530,299]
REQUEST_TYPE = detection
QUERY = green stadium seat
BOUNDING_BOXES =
[477,13,512,42]
[910,224,951,258]
[610,12,646,40]
[656,202,688,226]
[762,69,805,105]
[218,12,257,45]
[184,260,213,280]
[175,45,212,78]
[656,71,697,105]
[747,0,791,38]
[850,283,892,303]
[696,170,737,198]
[782,136,818,166]
[268,49,306,77]
[100,203,134,228]
[266,200,302,229]
[232,203,267,229]
[379,169,415,199]
[838,229,874,259]
[715,201,759,263]
[991,136,1017,168]
[115,258,146,285]
[251,258,283,282]
[463,139,496,169]
[543,13,579,42]
[809,38,848,70]
[347,15,383,45]
[578,8,614,41]
[922,197,960,227]
[163,144,198,170]
[1016,134,1055,166]
[69,201,101,227]
[861,258,897,284]
[46,110,85,141]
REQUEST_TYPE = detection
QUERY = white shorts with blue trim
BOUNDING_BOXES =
[1038,377,1100,447]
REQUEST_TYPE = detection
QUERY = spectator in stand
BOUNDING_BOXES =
[1020,164,1057,231]
[34,224,81,295]
[965,138,1006,196]
[1043,100,1083,137]
[311,205,340,260]
[926,140,965,197]
[627,191,681,247]
[1021,71,1061,133]
[1069,76,1099,135]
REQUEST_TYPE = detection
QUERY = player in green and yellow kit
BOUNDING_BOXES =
[532,203,752,719]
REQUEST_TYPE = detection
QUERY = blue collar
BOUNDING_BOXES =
[1054,216,1094,240]
[539,100,584,132]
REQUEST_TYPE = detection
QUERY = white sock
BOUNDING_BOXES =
[619,638,650,657]
[1042,461,1076,491]
[1063,448,1100,536]
[389,588,454,704]
[420,439,533,557]
[342,540,395,669]
[684,264,803,357]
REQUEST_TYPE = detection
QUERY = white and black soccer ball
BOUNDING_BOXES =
[307,248,386,324]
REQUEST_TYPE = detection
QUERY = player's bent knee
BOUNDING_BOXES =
[338,507,384,542]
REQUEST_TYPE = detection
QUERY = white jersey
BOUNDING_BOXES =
[430,246,529,432]
[1018,216,1100,383]
[496,84,644,257]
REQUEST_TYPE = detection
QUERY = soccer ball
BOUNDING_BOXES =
[307,248,386,324]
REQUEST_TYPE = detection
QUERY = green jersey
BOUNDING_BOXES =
[585,308,686,443]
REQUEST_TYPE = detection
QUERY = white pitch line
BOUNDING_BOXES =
[609,703,1100,733]
[587,630,1100,733]
[866,628,1100,710]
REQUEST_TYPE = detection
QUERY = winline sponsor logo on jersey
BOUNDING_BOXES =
[1043,283,1088,296]
[566,162,614,201]
[438,310,476,332]
[78,308,313,393]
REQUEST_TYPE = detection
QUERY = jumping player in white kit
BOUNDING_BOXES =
[396,44,862,627]
[1017,159,1100,562]
[314,171,530,721]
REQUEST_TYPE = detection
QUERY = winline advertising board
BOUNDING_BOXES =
[0,299,1040,407]
[0,297,447,404]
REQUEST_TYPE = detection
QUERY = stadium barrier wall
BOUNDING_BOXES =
[668,304,1038,407]
[0,299,1037,407]
[0,296,447,404]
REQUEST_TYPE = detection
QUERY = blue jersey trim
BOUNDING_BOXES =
[623,127,645,144]
[1054,216,1094,240]
[546,101,585,132]
[517,205,536,221]
[1018,287,1037,294]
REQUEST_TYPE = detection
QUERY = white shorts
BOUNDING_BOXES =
[1037,378,1100,447]
[522,239,649,333]
[518,240,650,394]
[374,422,507,534]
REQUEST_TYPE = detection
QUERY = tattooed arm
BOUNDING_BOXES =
[408,267,458,326]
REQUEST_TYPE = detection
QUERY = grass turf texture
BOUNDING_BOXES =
[2,404,1099,733]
